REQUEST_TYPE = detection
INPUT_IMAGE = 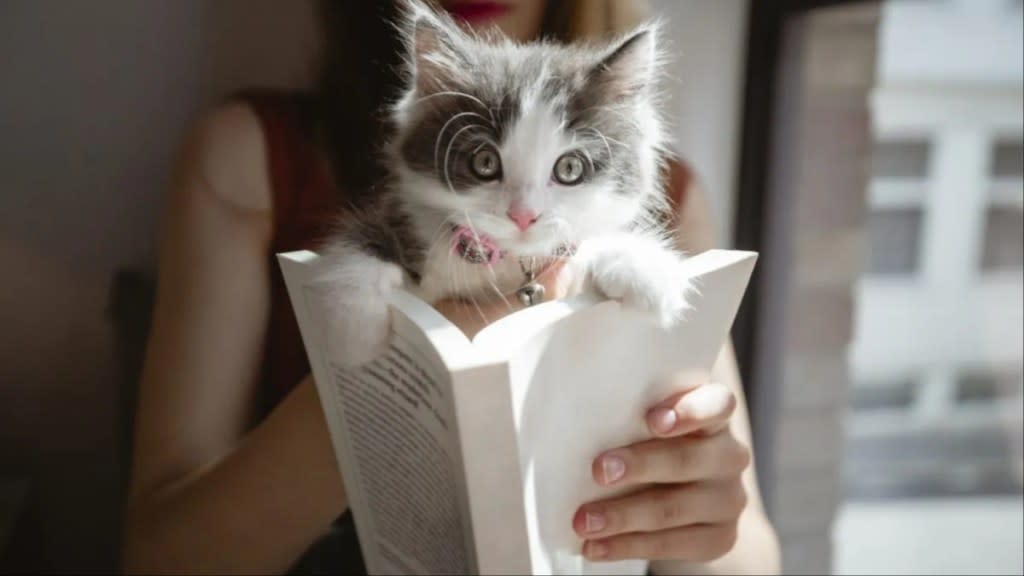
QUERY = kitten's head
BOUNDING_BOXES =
[388,2,667,257]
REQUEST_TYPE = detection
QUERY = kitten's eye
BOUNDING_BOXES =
[470,147,502,181]
[553,153,586,185]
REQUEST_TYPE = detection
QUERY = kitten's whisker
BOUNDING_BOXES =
[461,209,513,312]
[575,147,597,173]
[459,208,484,244]
[576,128,626,169]
[413,91,497,126]
[443,248,469,319]
[427,217,453,247]
[424,215,458,262]
[468,287,488,328]
[573,104,644,134]
[433,112,494,173]
[533,222,577,287]
[469,134,499,155]
[443,124,487,193]
[451,248,488,329]
[486,271,513,312]
[579,126,624,151]
[448,211,494,326]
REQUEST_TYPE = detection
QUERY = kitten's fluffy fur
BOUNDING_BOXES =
[321,2,691,366]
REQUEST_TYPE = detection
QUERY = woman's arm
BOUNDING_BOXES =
[649,178,781,575]
[122,103,346,574]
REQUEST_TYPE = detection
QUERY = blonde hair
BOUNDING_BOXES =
[543,0,650,41]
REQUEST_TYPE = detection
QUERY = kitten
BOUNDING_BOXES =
[321,2,692,367]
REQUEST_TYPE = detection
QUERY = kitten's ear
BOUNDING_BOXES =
[401,1,464,95]
[589,24,661,100]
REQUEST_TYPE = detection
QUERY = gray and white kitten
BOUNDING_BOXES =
[322,4,692,367]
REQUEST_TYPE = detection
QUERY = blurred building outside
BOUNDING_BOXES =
[837,1,1024,574]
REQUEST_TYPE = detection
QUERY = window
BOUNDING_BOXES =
[955,371,1021,405]
[990,139,1023,179]
[851,379,916,412]
[866,208,922,274]
[872,139,931,180]
[866,139,929,276]
[981,208,1024,270]
[741,2,1024,574]
[983,138,1023,271]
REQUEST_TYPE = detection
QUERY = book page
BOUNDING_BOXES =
[278,252,476,575]
[475,250,757,575]
[280,249,755,575]
[447,362,535,575]
[321,334,470,575]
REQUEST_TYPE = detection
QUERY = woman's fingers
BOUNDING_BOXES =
[591,432,751,487]
[646,381,736,437]
[583,520,740,562]
[573,479,747,539]
[569,379,750,562]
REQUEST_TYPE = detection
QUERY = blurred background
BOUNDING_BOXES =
[0,0,1020,574]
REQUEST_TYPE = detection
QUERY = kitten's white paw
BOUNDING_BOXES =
[573,234,692,328]
[327,295,394,368]
[321,250,406,368]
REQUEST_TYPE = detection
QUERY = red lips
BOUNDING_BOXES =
[442,1,511,23]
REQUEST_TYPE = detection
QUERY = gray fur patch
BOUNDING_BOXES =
[332,186,427,281]
[328,2,668,284]
[399,87,521,192]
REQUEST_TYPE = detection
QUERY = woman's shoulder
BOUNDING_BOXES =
[179,99,273,215]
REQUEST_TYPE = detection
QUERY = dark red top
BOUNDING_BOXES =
[238,90,694,414]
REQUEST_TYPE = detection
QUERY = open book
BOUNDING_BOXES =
[278,249,757,575]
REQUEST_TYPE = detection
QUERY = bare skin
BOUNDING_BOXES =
[123,104,346,574]
[123,2,780,574]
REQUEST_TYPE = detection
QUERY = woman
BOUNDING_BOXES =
[122,1,780,574]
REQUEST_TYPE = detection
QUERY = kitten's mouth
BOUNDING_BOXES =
[447,212,572,256]
[451,225,502,264]
[449,224,574,264]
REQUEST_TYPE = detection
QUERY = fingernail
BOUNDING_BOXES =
[650,407,677,434]
[585,540,609,559]
[584,511,606,533]
[601,455,626,485]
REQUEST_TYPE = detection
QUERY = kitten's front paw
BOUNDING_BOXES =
[322,258,406,368]
[328,298,393,368]
[574,235,693,328]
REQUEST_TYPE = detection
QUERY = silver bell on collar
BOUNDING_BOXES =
[516,258,545,307]
[516,281,545,308]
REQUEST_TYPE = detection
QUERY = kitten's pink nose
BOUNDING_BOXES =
[506,207,539,231]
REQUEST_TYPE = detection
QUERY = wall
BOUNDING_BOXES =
[650,0,749,247]
[748,4,881,573]
[0,0,748,569]
[0,1,316,569]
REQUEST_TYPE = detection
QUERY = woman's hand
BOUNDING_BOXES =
[433,258,765,568]
[572,380,751,563]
